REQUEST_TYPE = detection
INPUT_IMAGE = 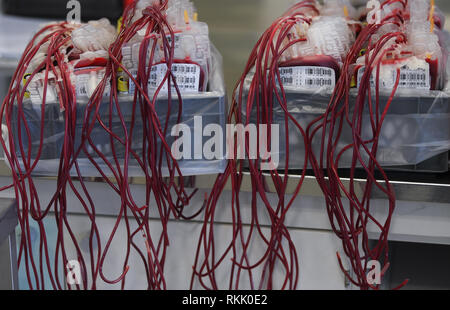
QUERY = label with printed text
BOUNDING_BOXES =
[278,66,336,89]
[357,64,431,90]
[129,63,201,95]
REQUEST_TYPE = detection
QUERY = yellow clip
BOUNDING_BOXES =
[430,0,435,33]
[350,75,357,88]
[117,16,123,34]
[22,73,31,98]
[118,76,129,93]
[184,10,190,24]
[193,12,198,22]
[343,6,349,18]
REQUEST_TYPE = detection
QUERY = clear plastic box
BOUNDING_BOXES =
[241,72,450,173]
[8,46,227,177]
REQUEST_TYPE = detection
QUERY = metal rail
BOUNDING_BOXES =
[191,171,450,204]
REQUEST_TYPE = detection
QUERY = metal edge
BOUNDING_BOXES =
[191,172,450,204]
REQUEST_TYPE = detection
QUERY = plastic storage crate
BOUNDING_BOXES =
[7,48,227,177]
[241,80,450,173]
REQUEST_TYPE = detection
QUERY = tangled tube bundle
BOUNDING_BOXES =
[0,0,447,291]
[309,0,445,289]
[192,0,446,290]
[0,0,209,289]
[192,0,322,290]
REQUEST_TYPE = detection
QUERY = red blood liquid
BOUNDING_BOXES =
[74,57,108,69]
[434,16,443,29]
[279,55,341,82]
[426,57,439,90]
[123,0,134,8]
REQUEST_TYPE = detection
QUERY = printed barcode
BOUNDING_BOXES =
[166,35,180,43]
[280,68,293,75]
[176,76,197,84]
[400,72,426,81]
[281,77,293,84]
[306,78,332,86]
[278,66,335,89]
[147,63,200,93]
[306,68,332,76]
[172,65,197,73]
[357,66,430,90]
[186,66,196,73]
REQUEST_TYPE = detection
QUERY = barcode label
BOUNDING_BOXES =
[165,34,181,49]
[148,63,200,93]
[398,69,429,88]
[29,87,43,105]
[76,75,89,96]
[78,84,87,95]
[279,66,335,89]
[128,70,137,95]
[75,68,110,98]
[357,64,430,90]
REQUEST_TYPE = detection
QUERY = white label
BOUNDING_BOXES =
[357,64,431,90]
[165,33,181,50]
[128,63,200,95]
[278,66,336,89]
[29,87,43,104]
[28,83,58,105]
[76,74,89,97]
[75,68,110,98]
[193,34,212,67]
[128,69,137,95]
[149,63,200,93]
